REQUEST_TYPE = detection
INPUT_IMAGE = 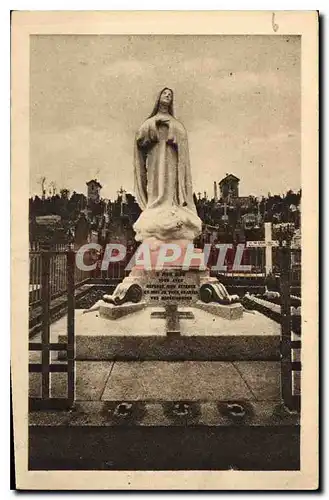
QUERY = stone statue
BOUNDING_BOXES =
[85,88,241,318]
[133,87,202,243]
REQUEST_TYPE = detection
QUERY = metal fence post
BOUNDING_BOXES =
[280,241,293,410]
[41,245,51,400]
[67,249,75,404]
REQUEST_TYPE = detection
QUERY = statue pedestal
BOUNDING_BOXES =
[96,242,243,332]
[99,301,147,320]
[194,301,243,320]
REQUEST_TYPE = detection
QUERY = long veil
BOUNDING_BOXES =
[147,87,175,118]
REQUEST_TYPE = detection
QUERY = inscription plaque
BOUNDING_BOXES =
[143,269,200,306]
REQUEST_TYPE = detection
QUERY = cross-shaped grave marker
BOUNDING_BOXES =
[246,222,279,275]
[151,304,194,336]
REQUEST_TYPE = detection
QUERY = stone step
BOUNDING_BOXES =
[29,399,300,471]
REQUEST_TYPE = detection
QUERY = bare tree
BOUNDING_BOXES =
[38,176,47,200]
[49,181,57,196]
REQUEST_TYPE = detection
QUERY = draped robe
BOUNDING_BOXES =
[133,113,202,242]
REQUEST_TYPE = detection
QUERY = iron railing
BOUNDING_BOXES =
[29,249,76,409]
[279,243,301,412]
[29,242,90,305]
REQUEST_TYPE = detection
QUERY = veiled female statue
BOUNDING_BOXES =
[133,88,202,242]
[84,88,241,312]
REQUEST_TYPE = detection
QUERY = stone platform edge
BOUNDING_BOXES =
[58,334,280,361]
[29,400,300,428]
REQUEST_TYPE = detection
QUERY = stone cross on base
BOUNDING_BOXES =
[117,186,127,217]
[246,222,279,275]
[151,305,194,336]
[222,202,229,222]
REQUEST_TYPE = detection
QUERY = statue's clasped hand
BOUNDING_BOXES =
[155,116,170,125]
[155,117,176,145]
[167,135,177,145]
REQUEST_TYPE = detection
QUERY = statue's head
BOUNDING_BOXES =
[148,87,174,117]
[159,88,173,107]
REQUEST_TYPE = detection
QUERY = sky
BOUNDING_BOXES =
[30,35,301,200]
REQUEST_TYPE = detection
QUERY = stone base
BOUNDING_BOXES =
[55,309,280,361]
[194,300,244,320]
[68,334,280,361]
[99,301,146,320]
[98,266,240,313]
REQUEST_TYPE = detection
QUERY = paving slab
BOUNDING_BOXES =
[30,360,282,403]
[233,361,281,401]
[75,361,114,400]
[29,373,43,399]
[101,361,255,401]
[29,361,114,400]
[29,372,68,399]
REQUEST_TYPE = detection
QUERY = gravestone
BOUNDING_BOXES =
[74,213,90,248]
